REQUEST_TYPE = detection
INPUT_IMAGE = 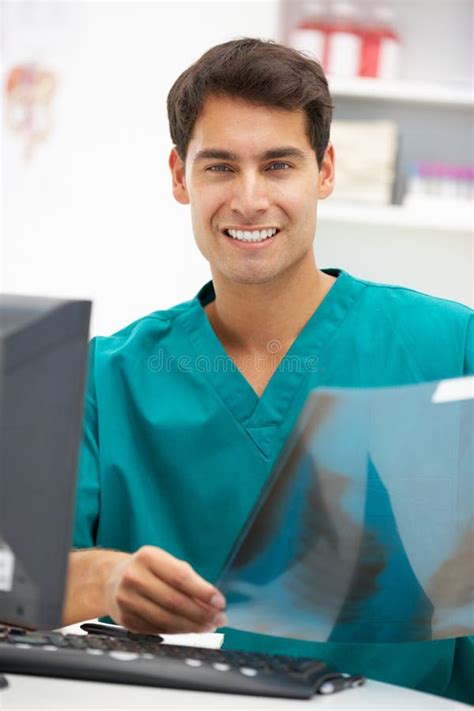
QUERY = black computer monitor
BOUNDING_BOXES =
[0,295,91,630]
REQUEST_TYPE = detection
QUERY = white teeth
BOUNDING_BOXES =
[226,228,277,242]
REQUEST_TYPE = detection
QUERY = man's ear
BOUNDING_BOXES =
[317,143,335,200]
[169,148,190,205]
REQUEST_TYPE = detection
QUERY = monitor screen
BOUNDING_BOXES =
[0,295,91,629]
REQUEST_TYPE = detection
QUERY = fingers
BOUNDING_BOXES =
[107,545,228,635]
[118,562,227,630]
[136,546,226,610]
[117,587,226,635]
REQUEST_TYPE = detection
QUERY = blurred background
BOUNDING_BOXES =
[2,0,473,336]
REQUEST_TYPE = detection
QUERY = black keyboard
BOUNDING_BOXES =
[0,627,365,699]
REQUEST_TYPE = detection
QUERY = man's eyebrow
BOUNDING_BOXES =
[259,147,306,161]
[193,147,307,163]
[194,149,238,162]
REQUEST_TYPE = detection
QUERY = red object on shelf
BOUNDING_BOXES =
[290,0,362,77]
[359,11,400,79]
[290,17,329,66]
[289,3,401,81]
[359,29,380,77]
[325,18,363,77]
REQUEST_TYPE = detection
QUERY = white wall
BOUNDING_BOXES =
[316,220,473,307]
[2,1,472,338]
[2,1,279,336]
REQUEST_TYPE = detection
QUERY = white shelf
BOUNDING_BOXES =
[328,77,474,108]
[318,201,474,234]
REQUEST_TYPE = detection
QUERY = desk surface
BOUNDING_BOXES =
[0,674,468,710]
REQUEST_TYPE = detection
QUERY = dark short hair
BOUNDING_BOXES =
[167,38,333,167]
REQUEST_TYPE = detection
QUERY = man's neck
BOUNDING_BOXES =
[205,259,336,357]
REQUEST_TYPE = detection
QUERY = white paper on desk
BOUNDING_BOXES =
[57,620,224,649]
[218,377,474,644]
[161,633,224,649]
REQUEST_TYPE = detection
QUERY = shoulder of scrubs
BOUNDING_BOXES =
[463,312,474,374]
[349,273,474,379]
[73,336,100,548]
[96,296,197,353]
[72,296,197,548]
[89,296,198,381]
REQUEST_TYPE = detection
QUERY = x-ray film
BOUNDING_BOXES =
[218,377,474,643]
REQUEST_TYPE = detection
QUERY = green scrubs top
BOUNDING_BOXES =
[73,269,474,703]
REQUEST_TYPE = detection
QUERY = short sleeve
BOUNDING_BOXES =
[72,338,100,548]
[463,313,474,376]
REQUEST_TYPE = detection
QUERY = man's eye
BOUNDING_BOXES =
[267,162,291,171]
[208,165,232,172]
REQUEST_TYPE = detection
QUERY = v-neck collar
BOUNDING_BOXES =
[178,269,366,458]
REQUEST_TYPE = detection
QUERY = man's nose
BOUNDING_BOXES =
[229,172,271,216]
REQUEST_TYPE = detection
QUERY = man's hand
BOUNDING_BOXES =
[105,546,227,634]
[64,546,227,633]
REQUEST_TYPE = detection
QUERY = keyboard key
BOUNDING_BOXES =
[185,658,202,667]
[240,667,258,677]
[109,651,140,661]
[212,663,230,671]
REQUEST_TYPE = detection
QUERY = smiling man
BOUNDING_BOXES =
[169,93,336,396]
[67,39,473,703]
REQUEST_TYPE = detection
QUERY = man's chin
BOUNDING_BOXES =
[217,267,281,287]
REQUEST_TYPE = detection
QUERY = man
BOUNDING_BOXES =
[66,39,473,702]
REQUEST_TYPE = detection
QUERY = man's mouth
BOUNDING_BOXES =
[223,227,279,243]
